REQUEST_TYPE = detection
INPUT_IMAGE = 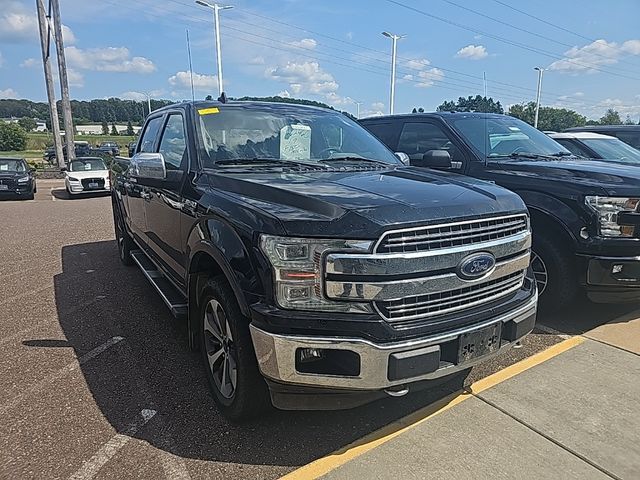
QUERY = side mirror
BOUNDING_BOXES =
[412,150,452,169]
[60,167,67,172]
[394,152,410,165]
[130,152,167,180]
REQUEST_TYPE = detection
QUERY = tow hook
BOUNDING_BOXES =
[384,385,409,397]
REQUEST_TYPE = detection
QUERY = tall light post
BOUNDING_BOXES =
[144,92,152,118]
[534,67,545,129]
[355,101,363,119]
[382,31,405,115]
[196,0,233,96]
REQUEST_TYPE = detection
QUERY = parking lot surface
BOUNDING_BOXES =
[1,179,638,479]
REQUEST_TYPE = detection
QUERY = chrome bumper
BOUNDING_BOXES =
[250,293,537,390]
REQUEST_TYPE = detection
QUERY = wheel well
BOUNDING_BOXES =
[529,208,575,252]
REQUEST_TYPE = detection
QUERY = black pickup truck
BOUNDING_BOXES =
[111,101,537,420]
[361,113,640,307]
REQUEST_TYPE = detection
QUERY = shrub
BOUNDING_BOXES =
[0,122,28,151]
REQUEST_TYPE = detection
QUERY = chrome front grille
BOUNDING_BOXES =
[375,271,526,325]
[376,214,529,254]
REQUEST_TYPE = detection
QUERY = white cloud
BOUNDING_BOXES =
[266,61,339,96]
[549,39,640,73]
[289,38,317,50]
[168,71,218,89]
[0,88,18,99]
[455,44,489,60]
[20,57,38,68]
[346,32,354,40]
[404,58,431,70]
[277,90,291,98]
[415,67,445,88]
[61,25,76,45]
[0,1,75,45]
[361,101,386,118]
[249,56,265,65]
[325,92,354,107]
[66,68,84,87]
[65,46,156,74]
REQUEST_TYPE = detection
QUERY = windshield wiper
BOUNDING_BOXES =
[214,157,281,166]
[320,156,391,166]
[550,151,573,157]
[489,152,563,160]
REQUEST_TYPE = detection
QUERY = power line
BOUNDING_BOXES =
[384,0,640,81]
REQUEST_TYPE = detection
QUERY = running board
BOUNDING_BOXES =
[130,250,188,319]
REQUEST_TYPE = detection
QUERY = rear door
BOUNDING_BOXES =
[144,112,190,285]
[124,114,164,245]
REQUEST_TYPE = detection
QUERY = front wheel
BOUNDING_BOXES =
[531,234,578,309]
[199,277,270,422]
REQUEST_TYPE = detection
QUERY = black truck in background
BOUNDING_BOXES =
[361,113,640,307]
[111,101,537,420]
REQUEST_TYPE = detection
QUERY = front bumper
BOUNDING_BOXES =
[250,293,537,391]
[579,254,640,302]
[0,183,33,196]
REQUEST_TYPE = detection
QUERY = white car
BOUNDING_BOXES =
[64,157,111,196]
[548,131,640,164]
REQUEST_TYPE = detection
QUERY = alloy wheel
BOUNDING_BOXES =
[203,299,237,399]
[531,250,548,295]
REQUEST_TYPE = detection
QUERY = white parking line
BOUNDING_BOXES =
[0,336,124,416]
[68,409,157,480]
[50,187,56,201]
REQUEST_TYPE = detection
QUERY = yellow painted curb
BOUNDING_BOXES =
[280,335,585,480]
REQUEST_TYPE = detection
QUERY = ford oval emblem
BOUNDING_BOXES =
[457,252,496,280]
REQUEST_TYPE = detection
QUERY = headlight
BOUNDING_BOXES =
[585,196,640,237]
[260,235,373,312]
[68,176,79,182]
[17,176,30,183]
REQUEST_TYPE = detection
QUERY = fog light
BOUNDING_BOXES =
[612,264,624,274]
[297,348,323,363]
[580,227,589,239]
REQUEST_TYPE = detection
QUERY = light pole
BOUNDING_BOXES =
[355,101,363,119]
[382,31,405,115]
[196,0,233,96]
[144,92,152,118]
[534,67,544,129]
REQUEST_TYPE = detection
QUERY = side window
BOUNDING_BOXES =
[616,132,640,149]
[138,116,163,153]
[556,139,590,157]
[362,122,398,149]
[158,114,187,169]
[398,122,461,163]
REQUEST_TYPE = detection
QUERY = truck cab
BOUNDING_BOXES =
[361,113,640,307]
[111,101,537,420]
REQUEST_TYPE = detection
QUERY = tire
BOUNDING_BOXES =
[113,206,134,266]
[199,276,270,422]
[531,233,578,309]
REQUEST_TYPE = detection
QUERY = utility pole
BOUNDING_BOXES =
[196,1,233,96]
[382,31,405,115]
[534,67,544,129]
[36,0,64,167]
[50,0,74,163]
[483,72,487,98]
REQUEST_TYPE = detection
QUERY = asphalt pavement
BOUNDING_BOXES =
[0,179,637,480]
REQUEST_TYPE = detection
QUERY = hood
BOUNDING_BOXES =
[205,166,526,237]
[66,169,109,180]
[489,158,640,197]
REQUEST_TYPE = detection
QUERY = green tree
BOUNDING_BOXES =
[110,123,119,136]
[0,122,28,151]
[436,95,503,114]
[17,117,37,132]
[508,102,587,131]
[125,120,134,136]
[599,108,623,125]
[101,119,109,135]
[205,95,213,101]
[624,115,636,125]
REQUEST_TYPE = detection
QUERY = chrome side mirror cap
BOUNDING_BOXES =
[130,152,166,180]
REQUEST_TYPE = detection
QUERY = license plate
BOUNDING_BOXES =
[88,182,99,189]
[458,323,502,364]
[0,185,7,190]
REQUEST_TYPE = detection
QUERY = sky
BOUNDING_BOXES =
[1,0,640,121]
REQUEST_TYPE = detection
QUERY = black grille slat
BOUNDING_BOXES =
[81,178,105,189]
[377,215,528,254]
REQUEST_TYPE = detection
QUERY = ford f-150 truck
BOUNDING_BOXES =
[361,113,640,307]
[111,101,537,420]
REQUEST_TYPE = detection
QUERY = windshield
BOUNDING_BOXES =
[0,159,27,173]
[68,158,107,172]
[582,138,640,163]
[450,115,571,158]
[197,104,400,167]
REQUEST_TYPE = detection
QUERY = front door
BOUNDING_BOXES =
[144,112,189,286]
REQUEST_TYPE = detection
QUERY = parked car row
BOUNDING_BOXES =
[43,140,127,162]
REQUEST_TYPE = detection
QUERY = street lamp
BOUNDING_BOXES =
[196,0,233,96]
[534,67,545,129]
[382,31,405,115]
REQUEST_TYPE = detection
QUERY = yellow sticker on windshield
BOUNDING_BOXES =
[198,107,220,115]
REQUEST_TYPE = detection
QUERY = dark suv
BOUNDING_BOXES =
[0,158,36,200]
[361,113,640,307]
[112,101,537,420]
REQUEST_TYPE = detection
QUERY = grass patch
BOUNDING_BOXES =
[25,132,136,150]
